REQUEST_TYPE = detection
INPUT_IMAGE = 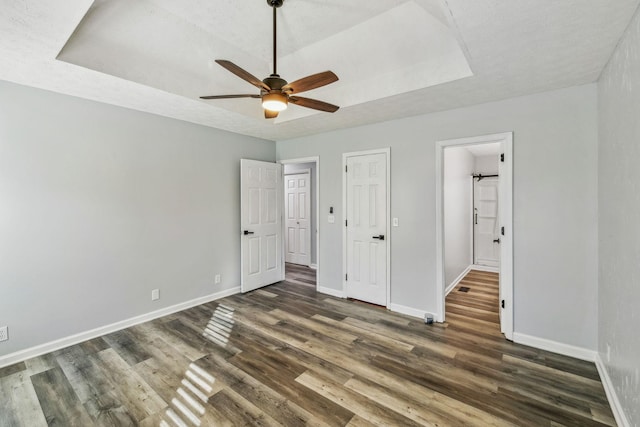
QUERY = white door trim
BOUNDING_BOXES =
[435,132,513,340]
[278,157,320,285]
[342,148,391,308]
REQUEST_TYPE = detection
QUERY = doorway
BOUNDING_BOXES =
[280,157,319,288]
[436,132,513,340]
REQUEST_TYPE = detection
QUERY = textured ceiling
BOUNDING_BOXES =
[1,0,639,141]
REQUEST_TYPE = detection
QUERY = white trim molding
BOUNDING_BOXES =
[512,332,596,362]
[470,264,499,273]
[279,156,321,287]
[0,286,240,369]
[595,354,631,427]
[445,266,472,296]
[317,286,345,299]
[435,132,513,340]
[388,303,427,320]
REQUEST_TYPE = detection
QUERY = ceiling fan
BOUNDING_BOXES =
[200,0,340,119]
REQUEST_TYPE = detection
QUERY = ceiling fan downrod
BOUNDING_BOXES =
[268,0,284,76]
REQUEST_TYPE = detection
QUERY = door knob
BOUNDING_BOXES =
[372,235,385,241]
[493,238,501,244]
[243,230,254,235]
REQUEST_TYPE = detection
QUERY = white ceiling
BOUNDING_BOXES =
[1,1,639,141]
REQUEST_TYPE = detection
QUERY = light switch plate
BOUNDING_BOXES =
[393,218,399,227]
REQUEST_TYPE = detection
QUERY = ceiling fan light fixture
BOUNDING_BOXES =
[262,92,288,111]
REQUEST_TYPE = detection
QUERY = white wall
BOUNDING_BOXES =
[277,83,598,350]
[444,147,473,287]
[0,81,275,357]
[598,5,640,425]
[475,155,499,175]
[283,162,317,265]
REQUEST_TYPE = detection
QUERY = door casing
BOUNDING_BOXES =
[342,148,391,308]
[279,157,320,285]
[435,132,514,340]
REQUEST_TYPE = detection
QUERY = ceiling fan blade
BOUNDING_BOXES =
[289,96,339,113]
[215,60,271,91]
[200,94,261,99]
[282,71,338,94]
[265,110,279,119]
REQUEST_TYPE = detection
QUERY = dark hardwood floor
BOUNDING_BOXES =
[0,269,615,426]
[284,263,316,287]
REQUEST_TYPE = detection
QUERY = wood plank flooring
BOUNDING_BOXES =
[285,263,316,287]
[0,268,615,426]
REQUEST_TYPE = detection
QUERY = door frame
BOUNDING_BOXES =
[435,132,513,340]
[283,169,311,266]
[279,157,320,285]
[342,148,391,308]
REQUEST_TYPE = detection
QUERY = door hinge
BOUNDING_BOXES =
[500,153,505,162]
[501,299,505,309]
[345,220,348,227]
[501,226,505,236]
[345,274,348,281]
[345,165,348,172]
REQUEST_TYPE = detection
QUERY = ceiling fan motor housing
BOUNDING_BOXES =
[263,75,287,92]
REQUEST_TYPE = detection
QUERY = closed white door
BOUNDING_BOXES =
[284,173,311,266]
[345,152,387,306]
[241,159,283,292]
[473,177,500,267]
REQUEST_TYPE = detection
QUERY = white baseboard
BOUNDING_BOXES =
[317,285,345,298]
[388,303,426,320]
[445,266,472,296]
[309,264,318,270]
[512,332,596,362]
[595,354,631,427]
[470,264,499,273]
[0,286,240,369]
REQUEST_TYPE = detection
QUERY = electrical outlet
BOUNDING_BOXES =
[215,274,221,284]
[0,326,8,342]
[151,289,160,301]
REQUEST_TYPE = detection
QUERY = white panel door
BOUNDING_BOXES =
[284,173,311,266]
[345,153,387,306]
[473,177,500,267]
[241,159,283,292]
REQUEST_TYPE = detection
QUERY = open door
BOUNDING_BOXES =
[241,159,283,292]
